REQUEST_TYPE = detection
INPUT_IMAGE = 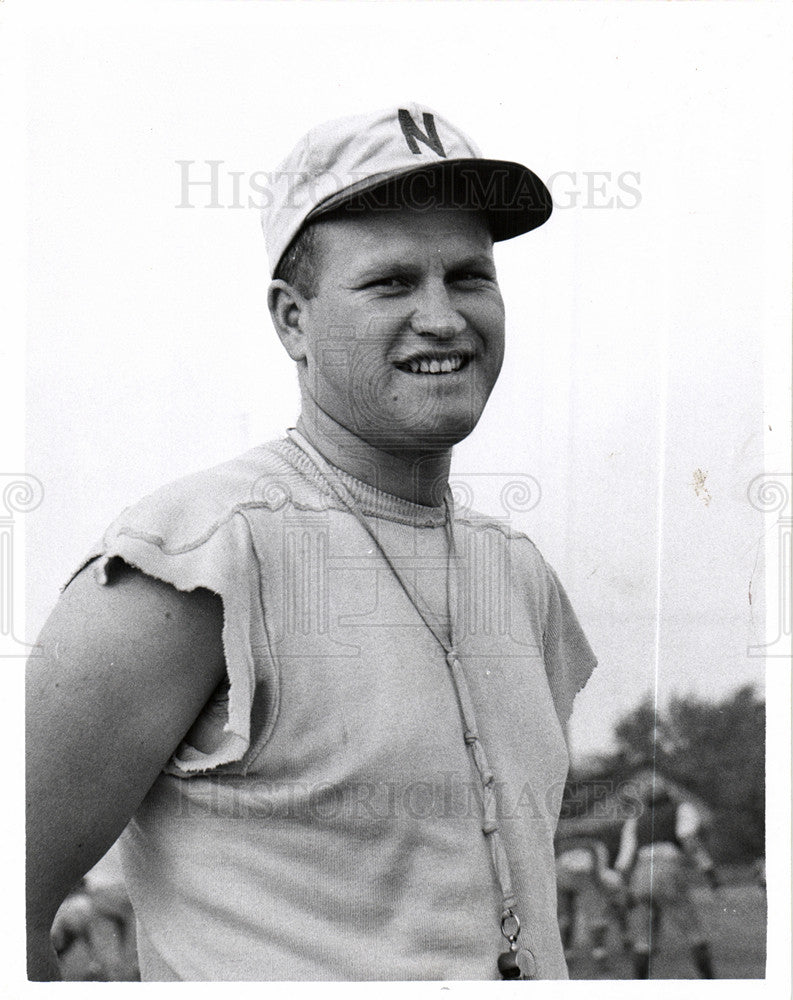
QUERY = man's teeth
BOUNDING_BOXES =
[406,354,465,374]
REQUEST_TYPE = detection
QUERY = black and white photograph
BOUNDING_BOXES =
[4,0,791,993]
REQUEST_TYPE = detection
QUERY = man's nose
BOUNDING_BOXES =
[409,282,466,339]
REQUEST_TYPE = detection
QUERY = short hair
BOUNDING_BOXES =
[273,222,321,299]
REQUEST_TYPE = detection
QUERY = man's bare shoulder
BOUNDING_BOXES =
[29,560,227,731]
[45,558,225,672]
[26,562,228,971]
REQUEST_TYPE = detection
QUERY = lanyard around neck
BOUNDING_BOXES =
[287,427,456,653]
[286,428,534,979]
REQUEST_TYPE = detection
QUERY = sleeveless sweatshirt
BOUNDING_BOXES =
[68,437,597,981]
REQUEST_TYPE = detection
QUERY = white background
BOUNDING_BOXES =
[4,1,791,996]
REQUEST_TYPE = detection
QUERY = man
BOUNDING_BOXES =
[50,875,137,981]
[555,837,628,966]
[27,104,597,981]
[615,778,719,978]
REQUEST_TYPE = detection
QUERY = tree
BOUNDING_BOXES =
[600,686,765,862]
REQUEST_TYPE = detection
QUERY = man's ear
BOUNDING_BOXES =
[267,279,308,362]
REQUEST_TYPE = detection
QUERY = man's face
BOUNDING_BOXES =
[295,205,506,455]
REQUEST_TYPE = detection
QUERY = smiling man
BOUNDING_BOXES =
[27,105,597,982]
[270,200,505,503]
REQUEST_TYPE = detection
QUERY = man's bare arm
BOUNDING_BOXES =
[26,561,226,980]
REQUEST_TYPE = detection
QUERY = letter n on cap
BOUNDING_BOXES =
[398,109,446,157]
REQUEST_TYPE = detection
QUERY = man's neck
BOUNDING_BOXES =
[295,405,452,507]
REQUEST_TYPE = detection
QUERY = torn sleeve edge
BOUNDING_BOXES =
[66,538,260,776]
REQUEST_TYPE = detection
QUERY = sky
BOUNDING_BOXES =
[5,1,792,995]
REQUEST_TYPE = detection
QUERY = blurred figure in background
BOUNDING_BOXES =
[556,837,628,968]
[50,871,138,981]
[615,779,719,979]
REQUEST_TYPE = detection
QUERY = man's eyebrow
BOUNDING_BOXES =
[349,259,418,281]
[445,254,497,273]
[348,252,496,284]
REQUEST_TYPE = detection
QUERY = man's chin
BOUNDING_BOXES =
[360,420,479,455]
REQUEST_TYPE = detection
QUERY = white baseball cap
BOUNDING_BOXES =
[261,103,553,276]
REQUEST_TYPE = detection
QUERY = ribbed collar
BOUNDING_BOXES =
[276,436,449,528]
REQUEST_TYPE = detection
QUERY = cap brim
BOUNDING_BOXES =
[306,158,553,241]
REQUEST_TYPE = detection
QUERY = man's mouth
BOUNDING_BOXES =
[395,352,470,375]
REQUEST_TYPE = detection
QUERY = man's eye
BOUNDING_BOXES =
[368,277,407,289]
